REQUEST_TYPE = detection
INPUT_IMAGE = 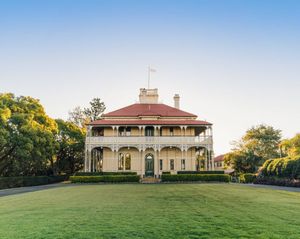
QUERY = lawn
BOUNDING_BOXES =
[0,184,300,239]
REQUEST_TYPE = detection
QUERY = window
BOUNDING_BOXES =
[119,127,125,136]
[170,159,174,170]
[159,159,163,171]
[119,153,131,170]
[92,128,104,136]
[118,153,124,170]
[160,127,163,136]
[125,127,131,136]
[145,126,154,136]
[170,127,174,136]
[125,153,131,170]
[181,159,186,170]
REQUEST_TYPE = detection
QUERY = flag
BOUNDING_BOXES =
[149,67,156,72]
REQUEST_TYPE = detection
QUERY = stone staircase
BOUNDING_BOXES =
[141,177,161,184]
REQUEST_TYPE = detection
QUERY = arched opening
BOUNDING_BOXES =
[195,147,208,171]
[118,152,131,170]
[145,153,154,177]
[125,153,131,170]
[91,147,103,172]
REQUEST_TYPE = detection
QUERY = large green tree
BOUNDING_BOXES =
[0,93,58,176]
[280,134,300,158]
[225,124,282,173]
[55,119,85,174]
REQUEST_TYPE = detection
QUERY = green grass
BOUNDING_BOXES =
[0,184,300,239]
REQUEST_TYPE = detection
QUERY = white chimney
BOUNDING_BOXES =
[139,88,159,104]
[173,94,180,109]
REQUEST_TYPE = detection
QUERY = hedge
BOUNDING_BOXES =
[162,171,171,175]
[70,175,140,183]
[239,173,256,183]
[260,157,300,179]
[254,177,300,187]
[161,174,230,182]
[0,175,68,190]
[177,170,224,175]
[74,172,137,176]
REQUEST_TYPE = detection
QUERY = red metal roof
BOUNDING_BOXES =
[88,119,211,126]
[103,103,197,117]
[214,155,225,162]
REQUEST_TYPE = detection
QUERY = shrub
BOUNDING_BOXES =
[162,171,171,175]
[0,175,68,190]
[260,157,300,179]
[161,174,230,182]
[177,171,224,175]
[260,159,273,176]
[239,173,256,183]
[254,177,300,187]
[74,172,137,176]
[70,175,140,183]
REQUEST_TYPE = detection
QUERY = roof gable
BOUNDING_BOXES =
[103,103,197,118]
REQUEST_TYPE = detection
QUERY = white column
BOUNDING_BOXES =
[84,149,88,172]
[141,150,145,177]
[157,150,160,176]
[180,147,183,170]
[208,150,211,170]
[210,126,215,171]
[114,150,117,172]
[155,150,158,177]
[173,148,176,172]
[205,148,208,171]
[211,150,215,170]
[88,149,92,172]
[185,149,188,171]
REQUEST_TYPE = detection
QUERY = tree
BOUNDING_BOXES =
[68,106,86,128]
[224,150,261,174]
[55,119,85,174]
[68,98,106,128]
[241,124,281,161]
[83,98,106,122]
[280,134,300,158]
[0,93,58,176]
[224,124,282,173]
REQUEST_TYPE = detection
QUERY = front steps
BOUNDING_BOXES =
[141,177,161,184]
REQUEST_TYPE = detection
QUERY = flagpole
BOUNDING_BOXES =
[148,65,150,89]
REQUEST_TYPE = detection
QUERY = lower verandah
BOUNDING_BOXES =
[88,146,214,177]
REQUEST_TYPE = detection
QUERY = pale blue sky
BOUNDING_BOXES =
[1,0,300,155]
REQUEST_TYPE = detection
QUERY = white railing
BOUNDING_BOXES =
[86,136,212,146]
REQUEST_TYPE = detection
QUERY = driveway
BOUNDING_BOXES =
[241,183,300,192]
[0,182,73,197]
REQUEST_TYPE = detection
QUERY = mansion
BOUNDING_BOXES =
[84,88,214,177]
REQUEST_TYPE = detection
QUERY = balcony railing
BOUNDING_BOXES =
[86,136,212,146]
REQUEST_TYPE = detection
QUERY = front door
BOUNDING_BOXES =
[145,154,154,177]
